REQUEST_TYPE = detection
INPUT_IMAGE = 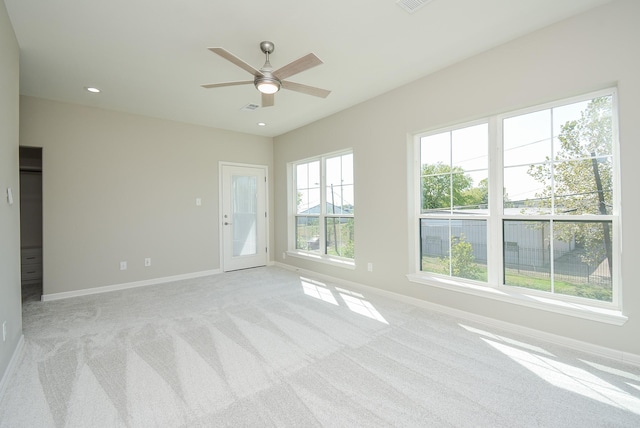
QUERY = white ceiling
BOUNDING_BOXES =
[5,0,613,137]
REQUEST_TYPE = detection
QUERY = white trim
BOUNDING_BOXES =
[274,262,638,367]
[406,273,626,325]
[41,269,222,301]
[285,250,355,269]
[0,334,24,399]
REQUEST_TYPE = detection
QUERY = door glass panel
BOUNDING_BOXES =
[232,175,257,257]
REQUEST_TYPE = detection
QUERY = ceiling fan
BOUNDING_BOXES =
[201,41,331,107]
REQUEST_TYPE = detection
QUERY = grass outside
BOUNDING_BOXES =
[421,256,612,302]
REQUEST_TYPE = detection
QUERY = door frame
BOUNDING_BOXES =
[218,161,270,272]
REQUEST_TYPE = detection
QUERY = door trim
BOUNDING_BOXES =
[218,161,269,272]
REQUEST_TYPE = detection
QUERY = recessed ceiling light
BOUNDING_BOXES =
[85,87,101,93]
[257,122,267,127]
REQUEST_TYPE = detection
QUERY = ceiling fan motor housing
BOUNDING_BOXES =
[260,41,275,54]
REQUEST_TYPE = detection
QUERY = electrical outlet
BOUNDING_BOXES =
[282,252,286,259]
[2,321,6,342]
[367,262,373,272]
[144,258,151,267]
[120,261,127,270]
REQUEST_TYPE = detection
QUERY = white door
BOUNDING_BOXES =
[221,164,267,271]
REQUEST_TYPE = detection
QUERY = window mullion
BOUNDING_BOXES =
[489,115,503,286]
[320,157,327,254]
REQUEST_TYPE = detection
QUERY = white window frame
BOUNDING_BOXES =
[287,149,355,269]
[408,88,625,325]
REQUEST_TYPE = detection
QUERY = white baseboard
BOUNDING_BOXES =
[274,262,640,367]
[0,334,24,400]
[42,269,222,302]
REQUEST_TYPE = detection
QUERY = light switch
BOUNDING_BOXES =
[196,198,202,206]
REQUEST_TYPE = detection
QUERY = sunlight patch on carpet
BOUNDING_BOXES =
[483,338,640,415]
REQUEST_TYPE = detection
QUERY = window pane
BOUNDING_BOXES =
[326,156,342,187]
[506,95,615,218]
[452,123,488,171]
[297,188,321,214]
[553,157,613,216]
[326,153,354,215]
[420,219,487,281]
[503,220,552,292]
[421,132,450,166]
[296,160,321,214]
[421,173,451,213]
[296,189,308,214]
[325,217,354,258]
[308,161,320,188]
[553,221,612,302]
[296,163,308,189]
[504,220,613,301]
[421,125,488,215]
[554,96,613,161]
[504,109,551,167]
[326,184,354,214]
[232,175,257,257]
[504,165,550,214]
[342,153,354,185]
[452,171,488,213]
[296,161,320,190]
[326,153,354,185]
[296,216,320,252]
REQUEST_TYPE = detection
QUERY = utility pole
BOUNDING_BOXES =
[591,152,612,275]
[330,184,339,255]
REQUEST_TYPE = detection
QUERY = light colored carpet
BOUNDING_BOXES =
[1,266,639,427]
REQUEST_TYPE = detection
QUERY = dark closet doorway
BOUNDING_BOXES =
[19,146,43,303]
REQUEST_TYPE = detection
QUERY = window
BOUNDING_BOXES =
[420,122,489,281]
[291,151,354,263]
[414,89,619,308]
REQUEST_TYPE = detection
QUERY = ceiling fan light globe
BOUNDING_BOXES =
[255,77,280,94]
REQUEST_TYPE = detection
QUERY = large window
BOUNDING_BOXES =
[291,151,354,262]
[415,89,619,306]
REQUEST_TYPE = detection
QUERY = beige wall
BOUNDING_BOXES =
[0,1,22,382]
[274,0,640,355]
[19,97,273,294]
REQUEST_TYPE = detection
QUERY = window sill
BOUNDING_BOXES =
[286,251,356,270]
[406,273,627,326]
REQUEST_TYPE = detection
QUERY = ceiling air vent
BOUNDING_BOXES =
[396,0,435,14]
[240,103,260,111]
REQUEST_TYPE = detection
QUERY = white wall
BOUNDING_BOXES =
[0,0,22,382]
[19,97,273,295]
[274,0,640,355]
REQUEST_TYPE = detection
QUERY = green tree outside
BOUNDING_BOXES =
[526,96,613,271]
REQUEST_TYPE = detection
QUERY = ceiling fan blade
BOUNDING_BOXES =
[281,81,331,98]
[273,53,323,80]
[261,93,275,107]
[208,47,262,77]
[201,80,253,89]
